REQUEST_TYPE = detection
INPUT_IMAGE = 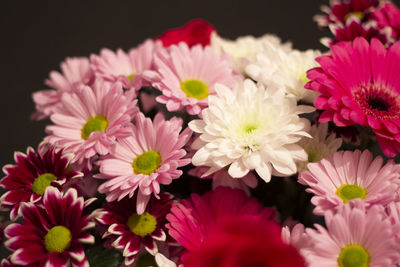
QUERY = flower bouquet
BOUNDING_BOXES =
[2,0,400,266]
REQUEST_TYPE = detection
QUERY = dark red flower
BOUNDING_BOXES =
[156,19,216,47]
[95,193,174,266]
[4,187,95,267]
[181,216,305,267]
[0,144,82,220]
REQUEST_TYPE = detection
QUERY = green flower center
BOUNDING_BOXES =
[345,11,364,22]
[338,245,370,267]
[300,72,310,84]
[81,115,109,140]
[32,173,57,195]
[180,79,209,100]
[132,150,162,175]
[336,184,367,203]
[307,150,320,163]
[127,212,157,237]
[128,73,135,81]
[44,225,72,253]
[136,253,157,267]
[244,123,258,134]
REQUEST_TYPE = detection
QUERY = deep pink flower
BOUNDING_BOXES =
[96,113,192,214]
[32,57,94,120]
[0,144,82,220]
[4,187,95,267]
[166,187,277,252]
[95,193,173,266]
[298,150,400,215]
[45,80,138,169]
[91,39,159,90]
[306,37,400,156]
[181,216,306,267]
[156,19,216,48]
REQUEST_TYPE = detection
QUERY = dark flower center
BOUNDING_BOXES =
[353,84,400,119]
[366,95,390,112]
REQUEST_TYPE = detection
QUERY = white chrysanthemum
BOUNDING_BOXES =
[210,33,292,74]
[246,47,321,103]
[296,123,343,171]
[189,79,313,183]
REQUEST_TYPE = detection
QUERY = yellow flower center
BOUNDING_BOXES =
[300,72,310,84]
[180,79,209,100]
[44,225,72,253]
[127,212,157,237]
[336,184,367,203]
[31,173,57,195]
[132,150,162,175]
[128,73,135,81]
[338,245,369,267]
[344,11,364,22]
[81,115,109,140]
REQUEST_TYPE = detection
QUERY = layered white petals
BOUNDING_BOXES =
[189,79,312,182]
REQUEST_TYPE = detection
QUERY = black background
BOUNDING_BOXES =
[0,0,398,167]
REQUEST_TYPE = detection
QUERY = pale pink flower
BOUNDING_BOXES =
[96,112,192,214]
[32,57,93,120]
[91,39,159,90]
[149,42,241,115]
[298,150,400,215]
[45,80,138,169]
[305,201,399,266]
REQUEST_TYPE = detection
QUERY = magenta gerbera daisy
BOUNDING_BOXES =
[0,144,82,220]
[150,42,241,115]
[96,112,192,214]
[298,150,400,215]
[91,39,159,90]
[166,186,277,252]
[94,193,173,266]
[32,57,94,120]
[307,37,400,156]
[305,200,399,266]
[4,187,95,267]
[182,216,306,267]
[45,79,138,169]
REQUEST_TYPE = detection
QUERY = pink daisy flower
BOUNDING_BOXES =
[0,144,82,220]
[306,37,400,156]
[96,112,192,214]
[149,42,240,115]
[32,57,93,120]
[181,216,306,267]
[45,80,138,169]
[166,186,277,252]
[305,200,399,266]
[298,150,400,215]
[91,39,159,90]
[281,223,312,253]
[94,193,173,266]
[386,202,400,249]
[4,187,95,267]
